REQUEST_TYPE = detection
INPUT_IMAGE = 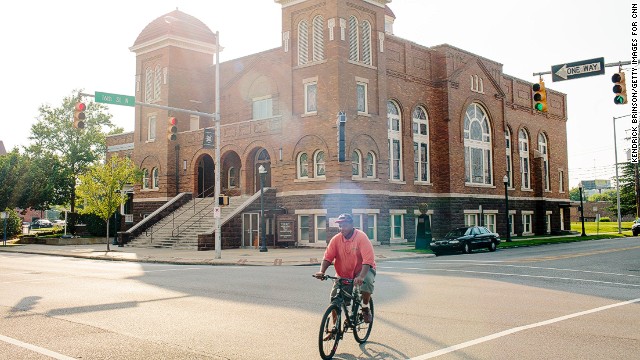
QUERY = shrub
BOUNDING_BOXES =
[77,213,118,237]
[599,217,611,222]
[0,208,23,239]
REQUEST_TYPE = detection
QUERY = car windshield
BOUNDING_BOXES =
[444,228,467,238]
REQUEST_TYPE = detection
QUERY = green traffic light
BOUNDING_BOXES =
[614,95,626,104]
[535,103,543,111]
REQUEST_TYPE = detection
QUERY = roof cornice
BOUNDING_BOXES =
[129,34,220,56]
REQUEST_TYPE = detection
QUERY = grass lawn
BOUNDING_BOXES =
[395,222,635,254]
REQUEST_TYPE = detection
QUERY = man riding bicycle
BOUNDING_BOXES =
[314,213,376,323]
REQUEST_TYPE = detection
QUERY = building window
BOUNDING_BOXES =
[154,65,162,101]
[349,16,359,61]
[560,208,565,230]
[352,150,362,177]
[353,213,377,242]
[361,20,372,65]
[471,75,484,93]
[539,133,550,191]
[391,214,404,240]
[304,82,317,114]
[464,103,492,185]
[546,213,552,234]
[142,169,150,190]
[559,170,565,192]
[190,115,199,131]
[312,15,324,62]
[145,67,153,102]
[298,20,309,65]
[366,152,376,178]
[509,214,515,235]
[464,213,478,227]
[148,115,156,141]
[298,152,309,179]
[484,214,496,233]
[228,167,237,188]
[315,215,327,242]
[519,129,530,189]
[388,101,402,181]
[357,82,368,114]
[252,97,273,120]
[522,213,533,234]
[299,215,310,241]
[152,168,159,189]
[505,128,513,187]
[314,151,326,178]
[412,106,429,182]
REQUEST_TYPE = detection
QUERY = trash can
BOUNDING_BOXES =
[415,214,432,250]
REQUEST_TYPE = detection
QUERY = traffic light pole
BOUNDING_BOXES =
[532,60,632,77]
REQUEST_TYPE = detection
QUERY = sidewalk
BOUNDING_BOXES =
[0,243,433,266]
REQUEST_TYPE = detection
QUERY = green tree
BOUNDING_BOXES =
[611,162,638,218]
[25,90,116,230]
[1,208,22,240]
[76,155,138,251]
[569,187,582,201]
[588,190,615,202]
[0,149,28,209]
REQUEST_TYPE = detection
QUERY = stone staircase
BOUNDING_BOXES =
[127,194,251,249]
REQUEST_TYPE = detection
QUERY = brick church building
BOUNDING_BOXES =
[108,0,572,249]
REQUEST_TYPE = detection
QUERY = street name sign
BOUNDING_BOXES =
[551,57,605,82]
[95,91,136,107]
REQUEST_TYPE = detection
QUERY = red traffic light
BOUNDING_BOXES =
[75,102,86,112]
[169,117,177,126]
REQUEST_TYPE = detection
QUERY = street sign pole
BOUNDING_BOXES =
[1,212,7,246]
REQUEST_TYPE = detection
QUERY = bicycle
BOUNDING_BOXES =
[313,274,374,360]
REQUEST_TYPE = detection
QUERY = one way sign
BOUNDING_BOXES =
[551,57,605,82]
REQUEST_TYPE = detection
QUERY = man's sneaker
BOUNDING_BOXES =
[361,307,372,324]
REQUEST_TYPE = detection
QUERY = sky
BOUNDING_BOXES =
[1,0,635,188]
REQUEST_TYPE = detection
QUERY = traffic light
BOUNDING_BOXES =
[612,72,628,105]
[532,80,548,112]
[168,117,177,141]
[73,102,86,129]
[218,195,229,206]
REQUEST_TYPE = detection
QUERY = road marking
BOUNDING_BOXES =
[410,297,640,359]
[505,245,640,263]
[379,267,640,287]
[428,262,640,278]
[0,334,75,359]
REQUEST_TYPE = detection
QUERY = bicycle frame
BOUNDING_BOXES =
[327,276,362,332]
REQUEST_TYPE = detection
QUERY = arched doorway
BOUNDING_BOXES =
[254,148,271,193]
[197,154,215,198]
[222,151,242,196]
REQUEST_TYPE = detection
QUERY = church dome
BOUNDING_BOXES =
[132,9,217,47]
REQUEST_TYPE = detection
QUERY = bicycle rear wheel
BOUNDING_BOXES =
[353,298,374,343]
[319,304,342,359]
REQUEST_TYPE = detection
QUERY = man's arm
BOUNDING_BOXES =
[354,264,370,286]
[314,260,332,279]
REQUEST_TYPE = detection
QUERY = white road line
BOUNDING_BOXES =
[410,297,640,359]
[379,267,640,287]
[0,334,75,360]
[429,262,640,278]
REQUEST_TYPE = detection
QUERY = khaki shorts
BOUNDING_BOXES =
[330,269,376,302]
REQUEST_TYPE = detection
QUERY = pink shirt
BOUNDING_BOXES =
[323,228,376,279]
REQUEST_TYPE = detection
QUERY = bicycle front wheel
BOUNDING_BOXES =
[353,298,374,343]
[319,304,342,360]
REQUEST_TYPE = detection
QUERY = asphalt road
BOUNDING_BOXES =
[0,238,638,359]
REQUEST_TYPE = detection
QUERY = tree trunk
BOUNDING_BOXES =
[106,218,110,252]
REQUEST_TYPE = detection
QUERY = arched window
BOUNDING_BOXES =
[298,153,309,179]
[312,15,324,62]
[142,169,150,189]
[388,101,402,181]
[298,20,309,66]
[144,67,153,102]
[349,16,359,62]
[538,133,550,191]
[314,151,326,178]
[505,128,513,187]
[228,167,237,188]
[412,106,429,182]
[154,65,161,101]
[519,129,530,189]
[464,103,492,185]
[361,20,372,65]
[152,168,159,189]
[352,150,362,177]
[366,152,376,178]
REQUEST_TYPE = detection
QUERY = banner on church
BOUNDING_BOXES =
[203,128,214,148]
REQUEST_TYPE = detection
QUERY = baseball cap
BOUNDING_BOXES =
[335,213,353,223]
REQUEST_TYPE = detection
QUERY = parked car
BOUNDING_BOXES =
[632,219,640,236]
[30,219,54,229]
[430,226,500,255]
[53,220,66,227]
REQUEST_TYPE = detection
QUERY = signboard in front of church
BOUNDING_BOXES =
[203,128,214,148]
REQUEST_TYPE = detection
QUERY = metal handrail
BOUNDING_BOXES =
[144,184,217,243]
